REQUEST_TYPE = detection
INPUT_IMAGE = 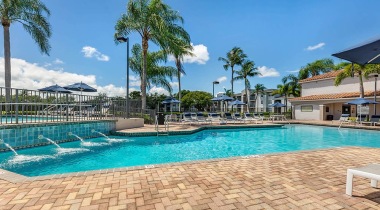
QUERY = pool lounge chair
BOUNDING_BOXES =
[207,113,225,124]
[233,113,245,124]
[182,113,194,125]
[244,113,262,124]
[195,112,210,124]
[224,113,236,124]
[361,115,380,126]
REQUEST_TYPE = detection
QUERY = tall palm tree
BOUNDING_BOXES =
[335,64,380,98]
[233,60,261,112]
[0,0,52,101]
[298,58,335,80]
[218,47,247,97]
[130,44,177,94]
[272,77,291,112]
[285,74,301,97]
[115,0,190,110]
[253,83,266,113]
[165,38,193,111]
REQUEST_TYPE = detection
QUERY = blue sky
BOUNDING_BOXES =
[4,0,380,96]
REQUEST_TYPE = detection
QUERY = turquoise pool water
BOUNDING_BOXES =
[0,125,379,176]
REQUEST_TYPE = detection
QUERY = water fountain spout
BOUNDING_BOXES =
[92,130,110,139]
[0,139,18,155]
[68,132,85,142]
[38,135,61,148]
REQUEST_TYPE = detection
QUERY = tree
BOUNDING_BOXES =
[129,91,141,99]
[272,77,291,112]
[253,84,266,113]
[129,44,177,94]
[115,0,190,110]
[335,64,380,98]
[1,0,52,101]
[218,47,247,97]
[146,93,166,110]
[173,89,190,99]
[165,37,193,111]
[181,91,212,111]
[233,60,261,111]
[223,88,232,97]
[285,74,301,97]
[298,58,335,80]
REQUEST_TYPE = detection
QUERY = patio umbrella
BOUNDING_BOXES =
[161,97,180,113]
[332,37,380,65]
[346,98,378,121]
[64,82,97,116]
[38,84,72,103]
[229,99,245,112]
[211,95,234,112]
[269,102,286,113]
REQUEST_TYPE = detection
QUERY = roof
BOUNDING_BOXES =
[299,70,344,83]
[290,90,380,101]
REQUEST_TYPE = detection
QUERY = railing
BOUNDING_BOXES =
[0,87,155,124]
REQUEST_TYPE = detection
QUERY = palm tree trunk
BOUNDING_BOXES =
[3,24,11,105]
[359,71,364,98]
[245,82,248,112]
[255,92,258,113]
[141,38,148,110]
[176,59,181,112]
[231,66,234,98]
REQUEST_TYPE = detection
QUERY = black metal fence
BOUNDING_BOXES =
[0,87,155,124]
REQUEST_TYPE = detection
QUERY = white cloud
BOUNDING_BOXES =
[169,82,179,88]
[81,46,110,61]
[286,69,300,73]
[0,57,128,97]
[129,75,141,87]
[216,76,227,83]
[54,58,64,64]
[257,66,280,77]
[149,86,169,95]
[169,43,209,64]
[306,42,325,51]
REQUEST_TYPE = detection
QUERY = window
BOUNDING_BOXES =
[326,107,330,112]
[301,105,313,112]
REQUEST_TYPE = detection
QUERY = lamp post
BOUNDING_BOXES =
[375,74,378,115]
[212,81,219,111]
[116,37,130,118]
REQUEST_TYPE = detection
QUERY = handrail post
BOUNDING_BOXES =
[15,89,18,124]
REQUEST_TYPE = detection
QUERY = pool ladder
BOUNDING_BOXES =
[155,115,169,136]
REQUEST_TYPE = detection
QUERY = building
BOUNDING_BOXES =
[290,70,379,120]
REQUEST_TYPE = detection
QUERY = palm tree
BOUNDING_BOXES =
[0,0,52,101]
[115,0,190,110]
[285,74,301,97]
[335,64,380,98]
[233,60,261,112]
[130,44,177,94]
[298,58,335,80]
[272,77,291,113]
[165,38,193,111]
[253,84,266,113]
[218,47,247,97]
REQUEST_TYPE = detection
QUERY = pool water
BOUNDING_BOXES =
[0,125,379,176]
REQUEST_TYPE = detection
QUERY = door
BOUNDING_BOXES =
[342,105,350,115]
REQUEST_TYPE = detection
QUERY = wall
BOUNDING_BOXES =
[115,118,144,130]
[0,120,116,151]
[302,77,376,96]
[293,104,320,120]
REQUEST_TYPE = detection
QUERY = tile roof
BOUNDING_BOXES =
[290,90,380,101]
[299,69,344,83]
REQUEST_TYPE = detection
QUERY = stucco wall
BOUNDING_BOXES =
[294,104,320,120]
[302,77,376,96]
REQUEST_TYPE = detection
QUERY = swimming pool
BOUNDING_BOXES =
[0,125,379,176]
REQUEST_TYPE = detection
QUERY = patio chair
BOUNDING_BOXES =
[195,112,210,124]
[346,164,380,196]
[207,113,225,124]
[244,113,262,124]
[362,115,380,126]
[182,113,194,125]
[233,113,245,124]
[224,112,236,124]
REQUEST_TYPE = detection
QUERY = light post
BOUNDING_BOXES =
[212,81,219,111]
[116,37,130,118]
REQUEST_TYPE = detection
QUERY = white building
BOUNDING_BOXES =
[291,70,379,120]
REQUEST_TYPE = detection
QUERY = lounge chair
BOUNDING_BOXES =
[346,164,380,196]
[233,113,245,124]
[207,113,225,124]
[244,113,262,124]
[195,112,210,124]
[224,113,236,124]
[362,115,380,126]
[182,113,194,125]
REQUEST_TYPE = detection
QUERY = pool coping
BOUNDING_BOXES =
[0,146,366,184]
[111,123,284,137]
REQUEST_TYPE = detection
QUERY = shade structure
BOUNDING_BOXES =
[211,95,234,112]
[332,37,380,65]
[346,98,379,105]
[269,102,286,107]
[64,82,97,116]
[229,99,245,106]
[38,84,72,94]
[161,97,180,104]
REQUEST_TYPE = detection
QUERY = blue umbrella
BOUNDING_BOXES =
[346,98,378,105]
[212,95,234,112]
[64,82,97,116]
[229,99,245,106]
[39,84,72,94]
[161,97,180,104]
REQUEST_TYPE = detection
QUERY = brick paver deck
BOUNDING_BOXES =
[1,147,380,209]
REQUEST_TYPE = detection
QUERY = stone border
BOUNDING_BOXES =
[0,119,117,129]
[0,146,359,183]
[278,121,380,131]
[111,124,284,137]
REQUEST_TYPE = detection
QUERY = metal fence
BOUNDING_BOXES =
[0,87,155,124]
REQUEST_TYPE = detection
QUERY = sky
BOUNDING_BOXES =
[3,0,380,97]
